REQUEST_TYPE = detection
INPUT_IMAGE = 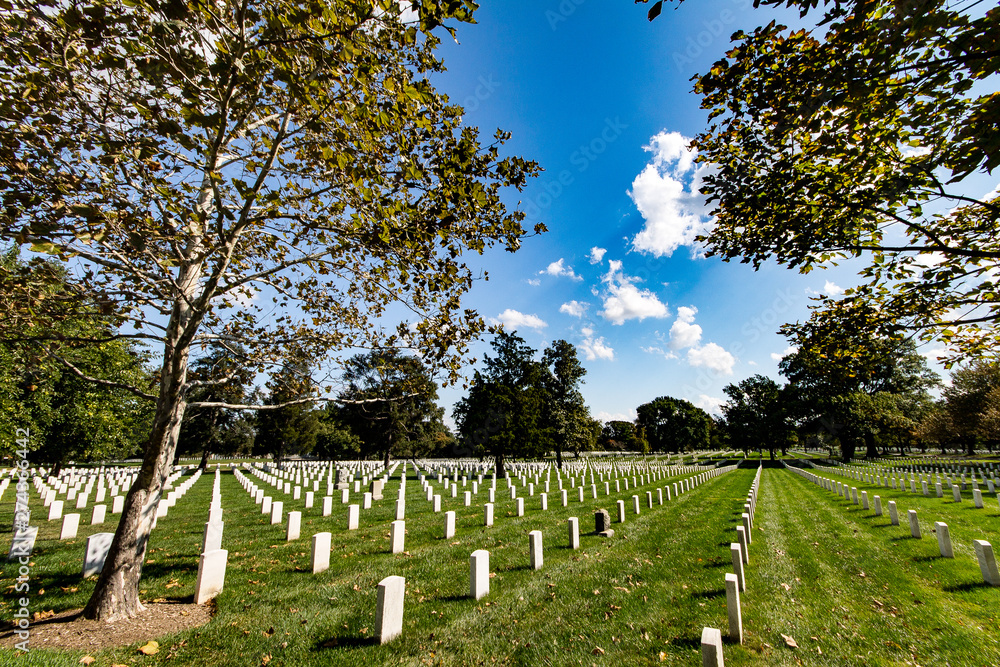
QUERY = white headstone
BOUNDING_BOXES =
[725,573,742,644]
[444,510,456,539]
[701,627,724,667]
[974,540,1000,586]
[194,549,228,604]
[529,530,543,570]
[311,532,331,574]
[348,504,360,530]
[60,513,80,540]
[82,532,115,577]
[470,550,490,600]
[287,511,301,541]
[935,522,953,558]
[48,500,64,521]
[391,520,405,554]
[376,575,406,644]
[568,517,580,550]
[270,501,284,525]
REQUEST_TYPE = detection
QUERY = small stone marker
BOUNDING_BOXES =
[974,488,984,509]
[311,532,331,574]
[730,543,745,591]
[391,520,405,554]
[908,510,921,538]
[529,530,543,570]
[348,504,360,530]
[632,494,641,515]
[594,509,613,537]
[91,504,107,525]
[112,496,124,514]
[540,492,548,511]
[270,501,284,525]
[370,479,384,501]
[375,575,405,644]
[363,492,373,509]
[433,494,441,513]
[262,496,272,515]
[952,485,962,503]
[736,526,749,564]
[935,522,953,558]
[470,549,490,600]
[974,540,1000,586]
[874,495,882,517]
[484,503,494,527]
[741,513,752,544]
[701,627,724,667]
[305,491,314,508]
[48,500,64,521]
[725,573,742,644]
[287,511,301,541]
[568,517,580,549]
[889,501,899,526]
[202,520,224,553]
[444,510,456,539]
[616,499,625,523]
[82,532,115,577]
[516,497,524,517]
[861,491,869,511]
[194,549,228,604]
[60,513,80,540]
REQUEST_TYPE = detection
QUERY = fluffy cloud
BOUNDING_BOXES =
[687,342,735,375]
[540,258,582,281]
[490,309,548,331]
[824,280,843,296]
[597,260,669,325]
[559,300,589,318]
[770,346,798,362]
[669,305,702,350]
[628,131,714,257]
[695,394,726,416]
[589,247,607,264]
[579,332,615,361]
[526,278,541,287]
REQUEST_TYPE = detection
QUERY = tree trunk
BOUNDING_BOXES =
[83,256,203,621]
[82,389,187,621]
[494,449,506,479]
[198,445,211,471]
[864,432,878,458]
[555,447,563,470]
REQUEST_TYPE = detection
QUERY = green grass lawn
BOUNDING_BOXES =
[3,462,999,666]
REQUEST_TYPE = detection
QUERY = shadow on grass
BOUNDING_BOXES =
[667,635,702,650]
[943,581,993,593]
[691,588,725,600]
[314,635,379,650]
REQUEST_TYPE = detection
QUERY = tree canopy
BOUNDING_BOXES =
[635,396,712,454]
[720,375,791,460]
[642,0,1000,363]
[0,0,539,622]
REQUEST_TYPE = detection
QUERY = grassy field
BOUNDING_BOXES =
[2,461,999,666]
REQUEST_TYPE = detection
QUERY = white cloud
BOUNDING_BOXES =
[589,247,607,264]
[579,333,615,361]
[597,260,669,325]
[669,305,703,350]
[540,258,582,281]
[490,309,548,331]
[687,343,735,375]
[628,131,714,257]
[595,409,637,424]
[824,281,843,296]
[695,394,726,416]
[527,278,541,287]
[559,300,589,318]
[770,346,798,362]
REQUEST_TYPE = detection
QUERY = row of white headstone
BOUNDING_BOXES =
[788,465,1000,586]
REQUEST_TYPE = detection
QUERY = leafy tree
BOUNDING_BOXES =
[541,340,591,468]
[641,0,1000,362]
[599,420,647,452]
[721,375,791,460]
[313,406,364,460]
[937,361,1000,454]
[635,396,712,454]
[780,336,937,459]
[0,251,155,470]
[336,349,445,467]
[453,331,548,478]
[0,1,540,620]
[178,346,257,468]
[255,363,321,463]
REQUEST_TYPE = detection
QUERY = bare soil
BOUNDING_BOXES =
[0,601,213,653]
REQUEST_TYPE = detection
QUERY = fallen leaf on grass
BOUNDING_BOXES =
[659,651,667,661]
[781,634,798,649]
[592,647,605,655]
[781,583,791,591]
[33,610,55,621]
[80,657,95,665]
[261,654,272,665]
[138,641,159,655]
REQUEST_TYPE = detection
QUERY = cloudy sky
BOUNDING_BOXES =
[425,0,879,424]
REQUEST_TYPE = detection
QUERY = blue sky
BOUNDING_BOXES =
[422,0,875,425]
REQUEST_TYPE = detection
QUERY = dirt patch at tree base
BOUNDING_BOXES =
[0,601,213,653]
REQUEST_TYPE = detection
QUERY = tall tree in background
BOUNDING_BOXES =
[721,375,790,460]
[541,339,591,468]
[336,349,444,467]
[642,0,999,363]
[454,331,547,478]
[599,421,647,453]
[0,251,155,470]
[636,396,712,454]
[178,346,257,468]
[0,0,539,621]
[936,361,1000,454]
[255,362,321,463]
[780,336,937,459]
